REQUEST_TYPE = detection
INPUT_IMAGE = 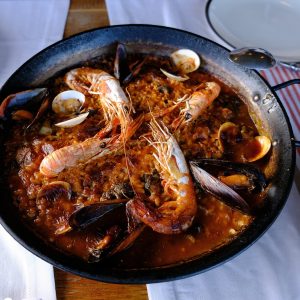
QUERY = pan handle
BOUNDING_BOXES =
[294,140,300,148]
[272,79,300,91]
[271,79,300,148]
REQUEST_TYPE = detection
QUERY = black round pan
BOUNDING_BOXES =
[0,25,296,283]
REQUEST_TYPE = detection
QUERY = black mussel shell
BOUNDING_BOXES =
[191,159,267,192]
[190,162,250,214]
[114,43,131,84]
[0,88,48,119]
[69,201,126,230]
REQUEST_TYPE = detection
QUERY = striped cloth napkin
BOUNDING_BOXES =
[106,1,300,299]
[260,67,300,148]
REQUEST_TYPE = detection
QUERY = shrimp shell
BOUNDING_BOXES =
[127,119,197,234]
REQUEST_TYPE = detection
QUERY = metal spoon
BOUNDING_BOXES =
[229,47,276,70]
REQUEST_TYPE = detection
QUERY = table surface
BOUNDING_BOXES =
[55,1,148,299]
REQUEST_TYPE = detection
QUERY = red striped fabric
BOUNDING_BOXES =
[260,66,300,155]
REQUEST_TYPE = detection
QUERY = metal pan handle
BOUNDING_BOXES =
[272,79,300,148]
[272,79,300,91]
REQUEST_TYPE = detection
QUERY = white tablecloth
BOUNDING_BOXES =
[106,1,300,299]
[0,1,69,299]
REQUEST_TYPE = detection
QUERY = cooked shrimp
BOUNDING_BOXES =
[65,67,132,134]
[126,119,197,234]
[39,116,143,177]
[172,81,221,128]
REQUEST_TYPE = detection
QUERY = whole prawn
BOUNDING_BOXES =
[172,81,221,128]
[65,67,132,134]
[126,119,197,234]
[39,116,143,177]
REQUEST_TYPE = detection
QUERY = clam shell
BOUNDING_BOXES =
[218,122,239,151]
[52,90,85,115]
[55,111,89,128]
[160,68,189,82]
[245,136,271,162]
[37,181,71,201]
[171,49,200,74]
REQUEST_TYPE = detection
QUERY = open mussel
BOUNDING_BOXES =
[190,162,250,214]
[87,224,145,263]
[193,159,267,192]
[190,159,268,214]
[0,88,48,120]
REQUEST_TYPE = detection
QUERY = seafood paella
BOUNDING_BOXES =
[2,44,271,267]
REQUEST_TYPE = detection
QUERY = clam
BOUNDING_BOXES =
[170,49,201,74]
[160,68,189,82]
[218,122,240,151]
[37,181,72,202]
[244,136,271,162]
[52,90,85,116]
[54,111,89,128]
[160,49,200,81]
[218,122,271,162]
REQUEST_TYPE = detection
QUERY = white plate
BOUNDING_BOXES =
[206,0,300,63]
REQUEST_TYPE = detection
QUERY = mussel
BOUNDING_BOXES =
[190,162,250,214]
[69,182,135,231]
[11,110,33,121]
[192,159,267,191]
[190,159,268,214]
[114,43,131,83]
[87,224,145,262]
[0,88,48,120]
[69,200,126,230]
[114,43,146,85]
